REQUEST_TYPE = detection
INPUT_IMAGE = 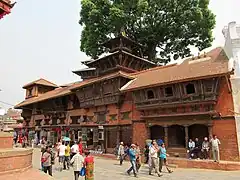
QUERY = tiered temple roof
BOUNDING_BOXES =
[0,0,15,20]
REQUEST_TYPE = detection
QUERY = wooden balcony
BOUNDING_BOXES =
[136,93,217,110]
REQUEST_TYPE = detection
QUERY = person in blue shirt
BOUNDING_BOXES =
[127,144,137,177]
[159,143,173,173]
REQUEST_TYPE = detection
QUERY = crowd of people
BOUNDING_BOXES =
[40,138,94,180]
[117,141,172,178]
[187,135,221,162]
[117,135,221,178]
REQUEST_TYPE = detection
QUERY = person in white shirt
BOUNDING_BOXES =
[70,149,84,180]
[210,135,221,162]
[71,141,79,160]
[149,141,162,177]
[188,139,195,159]
[58,141,66,171]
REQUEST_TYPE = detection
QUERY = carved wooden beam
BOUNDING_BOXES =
[225,75,232,93]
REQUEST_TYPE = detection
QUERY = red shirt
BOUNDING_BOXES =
[78,143,83,155]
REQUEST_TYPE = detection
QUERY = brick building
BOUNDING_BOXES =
[15,23,240,161]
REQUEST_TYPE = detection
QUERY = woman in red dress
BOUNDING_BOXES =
[84,151,94,180]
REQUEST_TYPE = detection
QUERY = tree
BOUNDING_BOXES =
[79,0,216,64]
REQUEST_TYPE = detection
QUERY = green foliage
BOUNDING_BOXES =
[80,0,216,63]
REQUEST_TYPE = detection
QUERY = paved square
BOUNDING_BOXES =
[32,149,240,180]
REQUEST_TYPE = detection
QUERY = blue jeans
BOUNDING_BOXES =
[127,160,137,176]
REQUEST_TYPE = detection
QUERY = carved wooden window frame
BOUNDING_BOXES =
[184,82,197,95]
[121,111,131,120]
[146,89,155,99]
[164,86,174,97]
[204,78,214,93]
[109,114,117,121]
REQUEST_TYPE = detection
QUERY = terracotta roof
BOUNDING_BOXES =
[15,71,133,108]
[15,85,73,108]
[23,78,58,89]
[70,71,134,90]
[121,47,231,91]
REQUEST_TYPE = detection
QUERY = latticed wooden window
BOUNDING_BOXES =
[204,79,214,92]
[109,114,117,121]
[121,111,131,120]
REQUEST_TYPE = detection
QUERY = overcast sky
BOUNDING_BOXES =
[0,0,239,110]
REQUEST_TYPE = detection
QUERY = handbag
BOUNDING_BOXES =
[79,167,86,176]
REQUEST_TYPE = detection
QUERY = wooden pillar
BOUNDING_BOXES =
[116,126,120,145]
[208,124,213,138]
[164,126,168,147]
[184,125,189,148]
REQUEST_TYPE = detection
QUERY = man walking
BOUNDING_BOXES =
[127,144,138,178]
[149,141,163,177]
[42,146,53,176]
[64,141,71,170]
[210,135,221,162]
[118,142,125,165]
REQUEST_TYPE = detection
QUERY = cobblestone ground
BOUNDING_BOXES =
[33,149,240,180]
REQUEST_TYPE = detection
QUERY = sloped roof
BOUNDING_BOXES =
[15,71,134,108]
[121,47,231,91]
[23,78,58,89]
[15,85,73,108]
[70,71,134,90]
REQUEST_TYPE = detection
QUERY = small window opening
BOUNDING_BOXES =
[147,90,155,99]
[165,87,173,97]
[186,83,195,94]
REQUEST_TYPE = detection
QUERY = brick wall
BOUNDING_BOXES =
[213,77,240,161]
[0,149,32,174]
[213,119,239,161]
[0,135,13,149]
[132,122,147,149]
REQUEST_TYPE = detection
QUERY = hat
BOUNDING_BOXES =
[131,144,136,147]
[120,142,124,145]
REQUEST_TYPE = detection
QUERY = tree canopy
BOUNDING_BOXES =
[79,0,216,64]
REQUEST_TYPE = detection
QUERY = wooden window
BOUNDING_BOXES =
[121,111,131,120]
[28,88,33,97]
[147,90,155,99]
[97,113,106,124]
[109,114,117,121]
[164,87,173,97]
[204,80,213,93]
[186,83,195,94]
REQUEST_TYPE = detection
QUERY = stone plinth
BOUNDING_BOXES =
[0,148,33,175]
[0,132,13,149]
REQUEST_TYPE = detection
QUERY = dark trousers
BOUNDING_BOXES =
[74,171,79,180]
[127,160,137,176]
[145,153,149,163]
[64,156,70,169]
[159,158,171,173]
[202,149,209,159]
[43,165,52,176]
[120,154,124,165]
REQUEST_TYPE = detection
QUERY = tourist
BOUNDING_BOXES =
[188,139,195,159]
[70,149,84,180]
[159,143,173,173]
[78,138,83,155]
[13,131,18,145]
[194,138,201,159]
[71,141,79,159]
[149,141,162,177]
[201,137,210,159]
[84,150,94,180]
[135,143,141,172]
[144,144,149,164]
[58,141,66,171]
[118,142,125,165]
[210,135,221,162]
[41,146,53,176]
[127,144,138,178]
[64,141,71,170]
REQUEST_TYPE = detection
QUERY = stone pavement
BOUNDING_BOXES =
[32,149,240,180]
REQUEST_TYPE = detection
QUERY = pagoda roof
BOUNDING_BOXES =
[72,67,96,73]
[86,50,156,67]
[22,78,58,89]
[121,47,232,91]
[102,35,145,49]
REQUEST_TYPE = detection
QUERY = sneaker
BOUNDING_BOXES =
[158,174,163,177]
[127,171,130,176]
